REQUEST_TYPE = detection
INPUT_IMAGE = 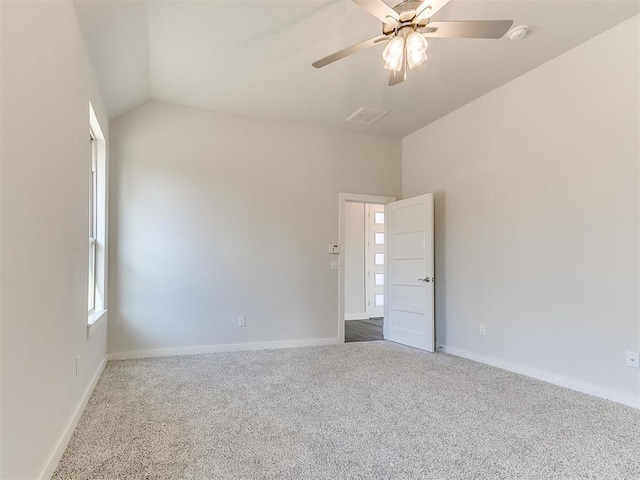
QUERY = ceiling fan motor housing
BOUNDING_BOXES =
[383,1,431,35]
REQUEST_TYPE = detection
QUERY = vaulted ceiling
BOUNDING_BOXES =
[74,0,640,136]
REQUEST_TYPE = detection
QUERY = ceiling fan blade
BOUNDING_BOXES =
[388,56,407,87]
[423,20,514,39]
[312,35,389,69]
[352,0,400,23]
[415,0,450,23]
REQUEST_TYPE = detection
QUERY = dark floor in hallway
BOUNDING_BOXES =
[345,318,383,343]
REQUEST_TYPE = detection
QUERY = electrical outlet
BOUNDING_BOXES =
[238,316,246,327]
[626,351,639,369]
[479,325,486,336]
[75,356,80,376]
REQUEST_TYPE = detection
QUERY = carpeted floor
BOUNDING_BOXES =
[53,341,640,479]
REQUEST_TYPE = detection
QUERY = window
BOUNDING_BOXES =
[88,130,97,313]
[87,103,107,336]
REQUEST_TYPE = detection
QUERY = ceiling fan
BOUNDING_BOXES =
[312,0,513,86]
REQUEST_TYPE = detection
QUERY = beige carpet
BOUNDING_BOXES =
[53,341,640,479]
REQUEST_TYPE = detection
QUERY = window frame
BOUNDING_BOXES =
[88,129,98,314]
[87,102,108,337]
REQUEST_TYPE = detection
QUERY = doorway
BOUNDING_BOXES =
[338,193,395,343]
[338,192,436,351]
[344,202,385,342]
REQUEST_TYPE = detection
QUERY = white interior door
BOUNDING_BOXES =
[384,193,435,352]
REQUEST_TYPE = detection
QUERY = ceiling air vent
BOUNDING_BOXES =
[346,107,389,125]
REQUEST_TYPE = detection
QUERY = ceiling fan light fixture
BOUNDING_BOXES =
[312,0,514,87]
[408,51,428,69]
[382,36,405,71]
[406,32,429,69]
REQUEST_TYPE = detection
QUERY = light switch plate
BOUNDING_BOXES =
[330,261,339,270]
[626,351,639,368]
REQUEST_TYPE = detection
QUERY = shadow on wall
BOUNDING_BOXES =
[434,190,446,347]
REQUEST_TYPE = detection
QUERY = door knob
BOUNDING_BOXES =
[418,277,433,283]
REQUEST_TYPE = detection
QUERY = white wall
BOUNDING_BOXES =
[403,16,640,406]
[344,202,366,319]
[109,101,401,354]
[0,1,109,478]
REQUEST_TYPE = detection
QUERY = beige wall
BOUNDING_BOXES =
[1,7,637,478]
[108,101,401,354]
[344,202,366,319]
[0,1,110,478]
[403,16,640,406]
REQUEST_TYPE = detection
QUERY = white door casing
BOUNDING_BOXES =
[384,193,435,352]
[338,193,396,343]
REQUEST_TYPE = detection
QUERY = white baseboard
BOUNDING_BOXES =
[441,345,639,410]
[345,312,369,321]
[107,337,340,361]
[40,355,108,480]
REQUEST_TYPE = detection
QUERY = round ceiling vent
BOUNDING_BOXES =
[508,25,530,40]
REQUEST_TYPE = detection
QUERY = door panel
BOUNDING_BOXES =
[394,230,425,256]
[384,193,435,352]
[393,203,425,227]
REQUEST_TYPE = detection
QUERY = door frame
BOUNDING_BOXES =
[338,192,396,343]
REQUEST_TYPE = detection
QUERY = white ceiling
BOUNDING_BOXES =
[74,0,640,136]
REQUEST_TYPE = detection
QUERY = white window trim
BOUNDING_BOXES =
[88,129,97,314]
[88,309,108,337]
[88,102,108,338]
